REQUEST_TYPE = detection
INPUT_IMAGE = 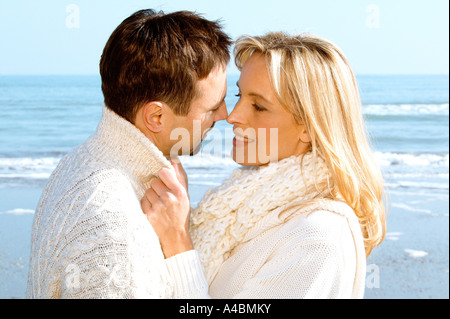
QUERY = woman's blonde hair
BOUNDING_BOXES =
[234,32,386,256]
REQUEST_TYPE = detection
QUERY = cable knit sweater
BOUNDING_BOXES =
[27,106,208,299]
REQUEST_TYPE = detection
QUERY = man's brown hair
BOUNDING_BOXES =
[99,9,232,123]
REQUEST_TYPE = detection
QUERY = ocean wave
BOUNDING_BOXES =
[183,151,449,171]
[397,181,449,190]
[377,152,449,190]
[375,152,449,168]
[0,173,51,179]
[0,152,448,191]
[0,152,447,175]
[0,157,61,169]
[385,179,449,191]
[363,103,449,116]
[0,157,61,179]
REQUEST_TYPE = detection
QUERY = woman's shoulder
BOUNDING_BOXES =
[307,201,358,226]
[282,200,359,243]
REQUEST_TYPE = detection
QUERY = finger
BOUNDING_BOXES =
[171,162,189,194]
[150,177,178,205]
[151,177,170,197]
[144,187,160,205]
[144,188,167,212]
[171,161,183,184]
[170,156,180,165]
[140,196,152,214]
[158,167,184,194]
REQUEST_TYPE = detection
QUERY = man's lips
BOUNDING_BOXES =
[201,123,216,140]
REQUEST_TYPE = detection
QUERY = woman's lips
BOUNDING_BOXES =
[233,132,255,146]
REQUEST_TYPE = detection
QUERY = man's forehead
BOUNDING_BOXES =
[198,66,227,88]
[195,67,227,104]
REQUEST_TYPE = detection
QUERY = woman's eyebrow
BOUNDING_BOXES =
[236,81,271,104]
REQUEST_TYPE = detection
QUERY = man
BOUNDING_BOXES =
[27,9,231,298]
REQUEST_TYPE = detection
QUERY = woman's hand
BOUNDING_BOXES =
[171,156,189,194]
[141,160,193,258]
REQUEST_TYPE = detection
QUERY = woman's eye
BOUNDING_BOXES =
[234,93,265,112]
[252,104,266,112]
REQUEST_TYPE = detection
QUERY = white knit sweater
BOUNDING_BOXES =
[190,153,367,299]
[27,106,208,299]
[207,206,365,298]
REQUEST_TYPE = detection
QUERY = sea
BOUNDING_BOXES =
[0,74,448,298]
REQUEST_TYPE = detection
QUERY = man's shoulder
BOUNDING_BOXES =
[50,144,133,192]
[33,150,142,245]
[37,145,138,224]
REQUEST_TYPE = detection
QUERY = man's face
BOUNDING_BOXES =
[165,66,228,157]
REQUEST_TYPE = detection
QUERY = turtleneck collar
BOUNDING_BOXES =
[85,105,171,191]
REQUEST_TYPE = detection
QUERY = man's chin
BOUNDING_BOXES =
[174,143,201,156]
[190,143,202,156]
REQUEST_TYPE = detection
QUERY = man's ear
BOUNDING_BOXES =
[139,102,164,133]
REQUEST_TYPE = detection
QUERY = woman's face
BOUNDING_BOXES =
[227,53,311,166]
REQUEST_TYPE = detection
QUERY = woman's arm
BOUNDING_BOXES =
[141,164,194,258]
[142,162,210,298]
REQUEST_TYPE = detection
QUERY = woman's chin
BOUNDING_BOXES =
[231,147,271,167]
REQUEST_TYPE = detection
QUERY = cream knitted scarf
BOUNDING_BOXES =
[191,151,337,283]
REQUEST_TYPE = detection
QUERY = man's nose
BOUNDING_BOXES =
[214,102,228,122]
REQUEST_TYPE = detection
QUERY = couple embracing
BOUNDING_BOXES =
[27,9,386,299]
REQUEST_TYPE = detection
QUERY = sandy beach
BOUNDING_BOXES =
[364,190,449,298]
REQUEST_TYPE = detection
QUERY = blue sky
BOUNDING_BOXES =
[0,0,448,75]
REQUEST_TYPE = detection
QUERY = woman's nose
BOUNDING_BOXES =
[227,100,246,125]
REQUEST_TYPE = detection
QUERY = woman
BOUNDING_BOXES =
[143,32,386,298]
